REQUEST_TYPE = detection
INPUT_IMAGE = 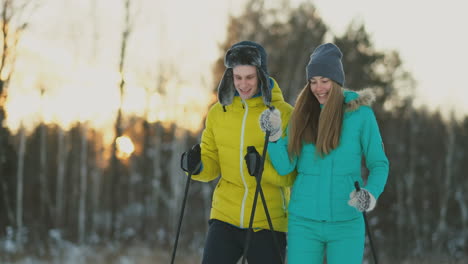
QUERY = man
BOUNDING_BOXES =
[181,41,295,264]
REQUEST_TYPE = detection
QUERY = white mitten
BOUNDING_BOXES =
[348,188,376,212]
[259,108,282,142]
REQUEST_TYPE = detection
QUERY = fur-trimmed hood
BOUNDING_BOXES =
[344,88,376,112]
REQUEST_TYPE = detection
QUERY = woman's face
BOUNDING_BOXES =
[233,65,259,100]
[310,76,333,104]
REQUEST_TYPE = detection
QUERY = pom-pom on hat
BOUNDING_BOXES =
[306,43,345,87]
[217,41,271,108]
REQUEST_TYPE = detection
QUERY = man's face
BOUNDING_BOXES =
[233,65,259,100]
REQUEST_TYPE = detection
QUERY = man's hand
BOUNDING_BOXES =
[180,144,202,174]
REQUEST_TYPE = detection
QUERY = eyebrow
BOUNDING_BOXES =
[234,73,257,78]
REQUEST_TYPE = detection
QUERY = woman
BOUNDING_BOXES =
[260,43,389,264]
[181,41,296,264]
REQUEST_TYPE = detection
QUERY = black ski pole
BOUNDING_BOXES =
[252,146,285,262]
[170,155,200,264]
[242,107,284,264]
[242,145,284,264]
[241,145,264,264]
[354,181,378,264]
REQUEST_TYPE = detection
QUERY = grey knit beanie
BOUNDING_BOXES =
[217,41,271,108]
[306,43,345,86]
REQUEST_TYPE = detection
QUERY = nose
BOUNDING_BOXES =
[312,84,322,93]
[238,78,248,88]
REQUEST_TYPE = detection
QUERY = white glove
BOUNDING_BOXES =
[348,188,376,212]
[259,108,282,142]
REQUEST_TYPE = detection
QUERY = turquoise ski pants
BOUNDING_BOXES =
[287,214,365,264]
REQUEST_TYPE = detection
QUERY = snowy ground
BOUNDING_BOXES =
[2,249,465,264]
[0,244,202,264]
[1,241,465,263]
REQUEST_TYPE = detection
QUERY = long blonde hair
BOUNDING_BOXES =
[288,81,344,157]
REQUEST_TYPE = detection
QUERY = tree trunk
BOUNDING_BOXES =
[39,123,52,232]
[78,123,88,244]
[15,124,26,248]
[435,115,456,249]
[56,127,67,229]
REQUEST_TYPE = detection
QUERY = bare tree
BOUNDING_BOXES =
[0,0,33,118]
[0,0,36,232]
[110,0,134,239]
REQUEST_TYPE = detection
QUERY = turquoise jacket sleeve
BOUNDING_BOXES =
[267,135,297,176]
[360,106,389,199]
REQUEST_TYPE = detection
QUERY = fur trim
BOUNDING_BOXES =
[345,88,376,112]
[217,68,235,107]
[225,45,262,68]
[257,68,271,106]
[217,45,272,107]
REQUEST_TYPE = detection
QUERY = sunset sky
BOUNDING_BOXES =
[5,0,468,133]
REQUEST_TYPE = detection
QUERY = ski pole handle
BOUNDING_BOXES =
[354,181,361,191]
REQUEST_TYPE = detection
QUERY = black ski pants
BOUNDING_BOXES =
[202,219,286,264]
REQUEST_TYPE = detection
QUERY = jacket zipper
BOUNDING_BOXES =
[239,100,249,228]
[280,187,286,211]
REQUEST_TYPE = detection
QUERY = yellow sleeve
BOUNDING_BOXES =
[191,107,221,182]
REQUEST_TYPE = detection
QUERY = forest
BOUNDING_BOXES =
[0,0,467,263]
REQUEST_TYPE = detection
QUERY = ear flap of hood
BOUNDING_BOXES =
[257,68,271,106]
[217,43,272,108]
[217,68,235,107]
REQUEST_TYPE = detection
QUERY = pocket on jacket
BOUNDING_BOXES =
[331,172,355,200]
[292,173,319,198]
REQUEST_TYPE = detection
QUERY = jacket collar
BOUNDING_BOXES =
[343,88,376,112]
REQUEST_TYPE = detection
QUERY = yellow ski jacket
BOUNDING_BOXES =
[193,77,295,232]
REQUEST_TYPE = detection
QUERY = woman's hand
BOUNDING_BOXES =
[259,108,282,142]
[348,188,376,212]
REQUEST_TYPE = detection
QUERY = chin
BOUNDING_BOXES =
[241,94,253,100]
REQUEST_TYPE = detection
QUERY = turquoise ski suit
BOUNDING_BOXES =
[267,89,389,264]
